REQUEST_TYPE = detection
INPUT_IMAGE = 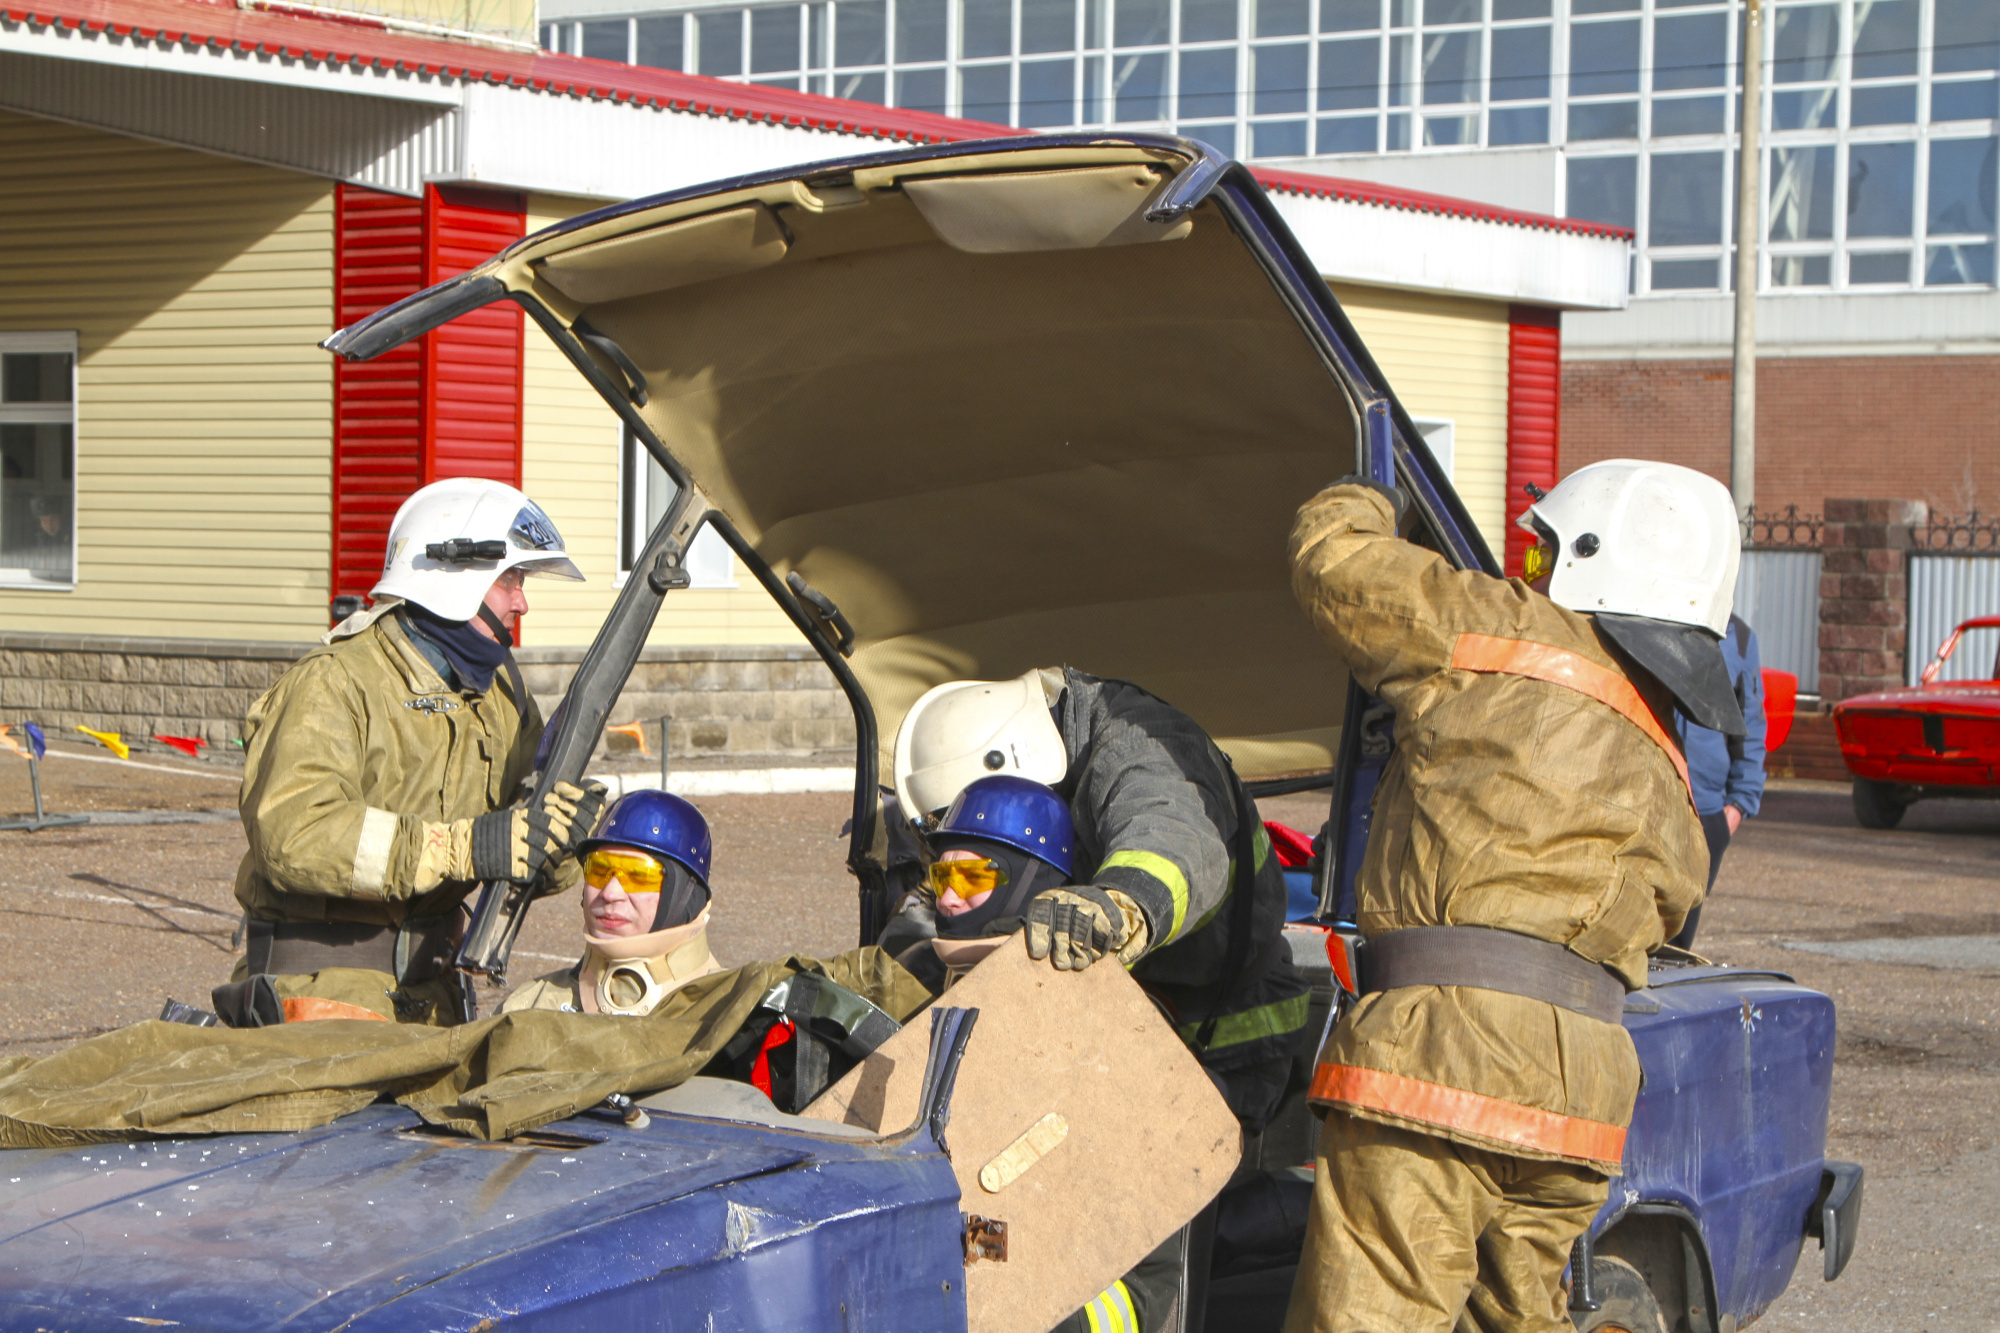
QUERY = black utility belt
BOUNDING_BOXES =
[243,914,461,985]
[1360,925,1629,1025]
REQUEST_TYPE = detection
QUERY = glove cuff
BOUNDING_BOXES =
[470,809,516,882]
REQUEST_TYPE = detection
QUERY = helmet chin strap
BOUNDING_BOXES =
[476,602,512,644]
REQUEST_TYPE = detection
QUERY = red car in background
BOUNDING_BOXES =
[1834,615,2000,827]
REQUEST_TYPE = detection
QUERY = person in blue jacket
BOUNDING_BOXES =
[1672,613,1768,950]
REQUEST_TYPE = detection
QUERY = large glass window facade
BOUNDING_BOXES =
[544,0,1997,294]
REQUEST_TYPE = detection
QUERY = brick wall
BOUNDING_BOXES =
[0,634,851,763]
[1562,355,2000,517]
[1817,498,1928,702]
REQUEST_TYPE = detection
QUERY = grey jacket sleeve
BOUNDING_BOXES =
[1064,675,1237,952]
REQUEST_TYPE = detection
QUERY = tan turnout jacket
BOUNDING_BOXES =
[234,605,543,927]
[1289,484,1705,1172]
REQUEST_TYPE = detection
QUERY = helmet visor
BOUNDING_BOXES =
[507,502,584,582]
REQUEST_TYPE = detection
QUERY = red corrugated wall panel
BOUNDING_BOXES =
[1505,305,1562,579]
[423,185,525,486]
[333,186,426,604]
[331,183,524,615]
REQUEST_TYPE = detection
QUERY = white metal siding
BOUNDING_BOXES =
[0,50,458,196]
[1271,188,1630,312]
[1736,550,1821,694]
[1908,555,2000,685]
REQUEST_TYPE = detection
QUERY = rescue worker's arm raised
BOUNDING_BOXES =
[1287,483,1540,705]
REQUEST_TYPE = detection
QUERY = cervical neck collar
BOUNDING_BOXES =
[579,910,722,1016]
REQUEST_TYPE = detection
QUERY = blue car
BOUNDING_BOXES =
[0,136,1857,1332]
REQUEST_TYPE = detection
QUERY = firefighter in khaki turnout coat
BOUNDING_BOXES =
[1283,461,1748,1333]
[220,479,607,1028]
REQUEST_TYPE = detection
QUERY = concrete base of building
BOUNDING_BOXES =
[0,633,853,763]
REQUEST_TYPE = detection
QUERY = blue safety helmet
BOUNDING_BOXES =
[934,775,1074,878]
[580,788,712,886]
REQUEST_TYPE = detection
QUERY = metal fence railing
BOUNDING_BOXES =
[1908,552,2000,685]
[1738,507,1823,695]
[1738,550,1822,694]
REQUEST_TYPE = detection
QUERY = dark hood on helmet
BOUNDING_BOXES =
[1594,613,1748,738]
[931,835,1064,938]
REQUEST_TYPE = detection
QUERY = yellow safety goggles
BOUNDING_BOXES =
[1522,541,1552,583]
[927,857,1009,904]
[582,848,665,894]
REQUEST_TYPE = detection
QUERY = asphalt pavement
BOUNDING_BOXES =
[2,755,1996,1330]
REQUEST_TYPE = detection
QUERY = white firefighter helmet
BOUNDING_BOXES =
[371,478,584,622]
[1518,460,1739,637]
[893,669,1069,818]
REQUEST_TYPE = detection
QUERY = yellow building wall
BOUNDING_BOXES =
[1330,283,1512,561]
[0,110,335,642]
[518,193,805,650]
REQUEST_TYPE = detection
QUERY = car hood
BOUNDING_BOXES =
[1835,681,2000,715]
[337,137,1378,779]
[0,1106,809,1329]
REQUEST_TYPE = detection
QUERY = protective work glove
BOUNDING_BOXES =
[415,780,610,892]
[1331,473,1410,528]
[1023,885,1150,971]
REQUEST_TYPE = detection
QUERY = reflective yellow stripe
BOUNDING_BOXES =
[1084,1298,1105,1333]
[1109,1280,1137,1331]
[1101,849,1191,941]
[1253,823,1272,871]
[1178,990,1313,1051]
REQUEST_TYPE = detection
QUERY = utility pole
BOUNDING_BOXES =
[1731,0,1765,526]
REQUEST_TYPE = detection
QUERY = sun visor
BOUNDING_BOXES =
[902,165,1193,253]
[534,204,789,305]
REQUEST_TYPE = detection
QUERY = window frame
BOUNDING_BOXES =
[617,428,738,590]
[0,330,79,593]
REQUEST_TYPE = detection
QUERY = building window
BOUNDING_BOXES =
[0,332,76,588]
[620,431,737,588]
[549,0,2000,296]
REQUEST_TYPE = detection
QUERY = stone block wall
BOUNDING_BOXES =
[1818,498,1927,702]
[0,633,852,764]
[516,645,853,761]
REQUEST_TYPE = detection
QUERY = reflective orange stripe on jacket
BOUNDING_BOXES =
[1311,1062,1627,1165]
[280,997,390,1023]
[1450,633,1692,800]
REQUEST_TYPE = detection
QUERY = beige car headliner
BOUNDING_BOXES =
[500,146,1359,778]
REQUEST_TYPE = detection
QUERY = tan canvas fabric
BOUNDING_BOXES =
[493,148,1360,779]
[0,950,929,1149]
[234,608,545,926]
[1283,1114,1607,1333]
[1288,484,1706,1168]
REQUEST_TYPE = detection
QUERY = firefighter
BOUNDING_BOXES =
[503,789,723,1016]
[892,667,1314,1137]
[1281,460,1744,1332]
[218,478,608,1028]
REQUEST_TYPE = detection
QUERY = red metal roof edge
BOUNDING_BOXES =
[1253,164,1635,241]
[2,0,1010,144]
[11,0,1630,239]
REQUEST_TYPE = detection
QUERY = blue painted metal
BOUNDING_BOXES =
[584,787,714,882]
[935,776,1076,877]
[0,1105,966,1331]
[1610,967,1837,1326]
